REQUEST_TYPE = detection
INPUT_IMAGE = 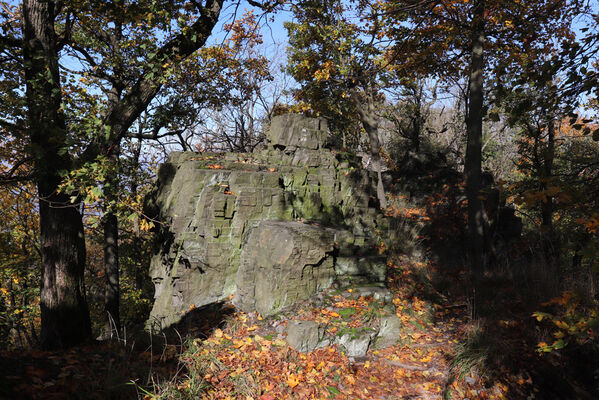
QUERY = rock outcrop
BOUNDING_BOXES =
[145,114,387,330]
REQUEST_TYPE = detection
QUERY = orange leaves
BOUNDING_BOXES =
[208,164,224,169]
[575,213,599,233]
[166,268,467,399]
[533,290,598,354]
[322,309,340,318]
[513,183,574,209]
[313,60,336,82]
[286,373,301,388]
[223,10,263,49]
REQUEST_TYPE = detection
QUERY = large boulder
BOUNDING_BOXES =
[145,114,388,331]
[234,221,339,316]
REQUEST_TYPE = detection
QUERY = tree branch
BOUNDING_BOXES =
[124,129,184,140]
[0,173,35,185]
[245,0,282,12]
[102,0,224,147]
[0,33,21,48]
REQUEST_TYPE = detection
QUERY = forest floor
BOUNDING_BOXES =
[1,171,597,399]
[0,260,486,400]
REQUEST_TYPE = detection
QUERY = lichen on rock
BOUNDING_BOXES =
[145,114,388,331]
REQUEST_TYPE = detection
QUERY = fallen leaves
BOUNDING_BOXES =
[158,276,479,400]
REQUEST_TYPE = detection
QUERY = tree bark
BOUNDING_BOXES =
[23,0,91,349]
[21,0,223,348]
[465,0,486,282]
[540,118,559,277]
[103,210,120,337]
[129,140,145,292]
[355,93,387,209]
[541,120,555,231]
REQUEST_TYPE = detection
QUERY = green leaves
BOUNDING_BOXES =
[533,292,599,354]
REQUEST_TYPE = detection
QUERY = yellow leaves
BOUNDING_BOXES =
[420,354,432,363]
[286,373,301,388]
[553,320,569,330]
[233,337,254,349]
[139,218,154,232]
[533,312,547,322]
[313,60,336,82]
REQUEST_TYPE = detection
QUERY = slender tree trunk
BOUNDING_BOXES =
[540,119,560,283]
[465,0,486,283]
[102,142,120,340]
[541,120,555,231]
[103,14,123,337]
[103,210,120,337]
[355,94,387,209]
[130,140,145,292]
[23,0,91,349]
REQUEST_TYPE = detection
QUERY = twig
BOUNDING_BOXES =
[384,360,435,372]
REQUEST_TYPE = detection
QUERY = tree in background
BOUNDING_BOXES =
[0,184,40,348]
[0,0,224,349]
[381,0,586,284]
[285,0,423,209]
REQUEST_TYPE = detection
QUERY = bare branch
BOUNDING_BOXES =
[102,0,224,145]
[246,0,282,12]
[0,173,34,185]
[124,129,185,141]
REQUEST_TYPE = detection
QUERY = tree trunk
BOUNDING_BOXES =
[541,119,558,272]
[23,0,91,349]
[102,142,120,340]
[541,120,555,230]
[130,141,146,292]
[355,94,387,209]
[38,190,91,349]
[465,0,486,283]
[103,211,120,337]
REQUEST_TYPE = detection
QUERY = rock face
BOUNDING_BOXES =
[145,114,387,330]
[235,221,338,316]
